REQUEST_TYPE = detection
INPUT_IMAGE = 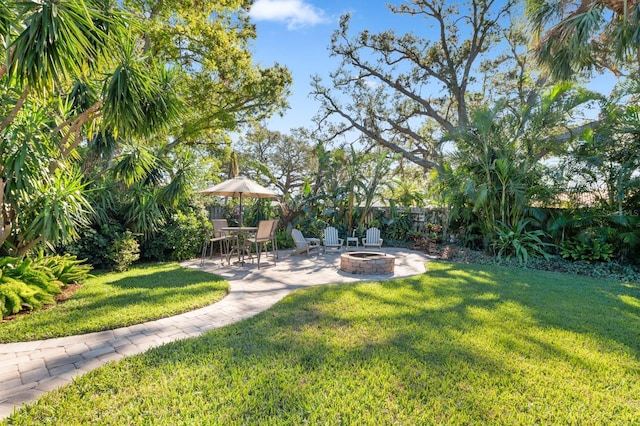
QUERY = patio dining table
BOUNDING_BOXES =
[222,226,258,265]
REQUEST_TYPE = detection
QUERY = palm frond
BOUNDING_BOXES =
[111,145,158,186]
[10,0,107,93]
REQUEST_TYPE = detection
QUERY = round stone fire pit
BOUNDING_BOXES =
[340,251,395,275]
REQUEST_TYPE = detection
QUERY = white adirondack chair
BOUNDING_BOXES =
[362,227,383,249]
[291,229,321,256]
[322,226,344,251]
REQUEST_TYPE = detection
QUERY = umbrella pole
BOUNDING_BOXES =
[238,193,248,264]
[239,193,243,228]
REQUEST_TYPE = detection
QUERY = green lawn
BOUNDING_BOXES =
[4,262,640,424]
[0,263,229,343]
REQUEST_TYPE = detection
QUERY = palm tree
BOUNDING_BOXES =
[1,0,183,256]
[527,0,640,80]
[442,83,600,246]
[0,100,94,256]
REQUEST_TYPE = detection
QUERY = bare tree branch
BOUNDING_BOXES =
[313,1,520,173]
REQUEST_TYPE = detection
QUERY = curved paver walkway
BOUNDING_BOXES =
[0,248,430,419]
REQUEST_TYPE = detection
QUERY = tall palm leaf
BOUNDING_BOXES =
[158,166,193,208]
[443,83,598,244]
[527,0,640,80]
[102,37,184,138]
[18,168,93,255]
[9,0,107,93]
[121,183,165,239]
[0,1,15,45]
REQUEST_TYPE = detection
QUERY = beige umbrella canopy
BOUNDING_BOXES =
[200,176,278,227]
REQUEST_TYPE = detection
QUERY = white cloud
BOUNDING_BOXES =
[362,78,380,89]
[250,0,328,29]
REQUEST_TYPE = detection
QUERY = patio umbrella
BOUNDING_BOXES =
[200,176,278,227]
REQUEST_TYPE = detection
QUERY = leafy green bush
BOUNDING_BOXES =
[65,192,213,266]
[275,229,294,250]
[560,238,613,262]
[544,210,638,265]
[446,246,640,283]
[493,219,553,264]
[381,210,414,242]
[140,210,209,262]
[33,251,93,284]
[290,216,326,241]
[107,231,140,272]
[63,222,123,270]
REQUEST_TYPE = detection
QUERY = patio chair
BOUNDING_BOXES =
[322,226,344,252]
[269,220,279,259]
[249,219,278,268]
[362,227,383,249]
[291,229,321,256]
[201,219,231,265]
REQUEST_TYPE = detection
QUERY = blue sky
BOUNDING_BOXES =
[248,0,406,133]
[247,0,618,134]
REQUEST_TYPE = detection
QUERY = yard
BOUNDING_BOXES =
[0,263,229,343]
[3,261,639,424]
[3,0,640,423]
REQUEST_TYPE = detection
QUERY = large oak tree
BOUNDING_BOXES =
[311,0,521,174]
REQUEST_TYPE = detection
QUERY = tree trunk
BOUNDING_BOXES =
[16,236,42,258]
[0,223,10,249]
[0,86,29,133]
[0,177,6,247]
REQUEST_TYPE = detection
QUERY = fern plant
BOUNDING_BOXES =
[0,254,92,318]
[0,257,59,318]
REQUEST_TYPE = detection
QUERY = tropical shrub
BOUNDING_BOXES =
[0,254,92,319]
[63,222,124,270]
[245,198,279,226]
[381,207,414,243]
[107,231,140,272]
[66,191,212,266]
[275,229,295,250]
[608,214,640,264]
[33,252,93,285]
[141,211,209,262]
[441,86,598,251]
[559,239,613,263]
[544,209,634,263]
[493,219,552,264]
